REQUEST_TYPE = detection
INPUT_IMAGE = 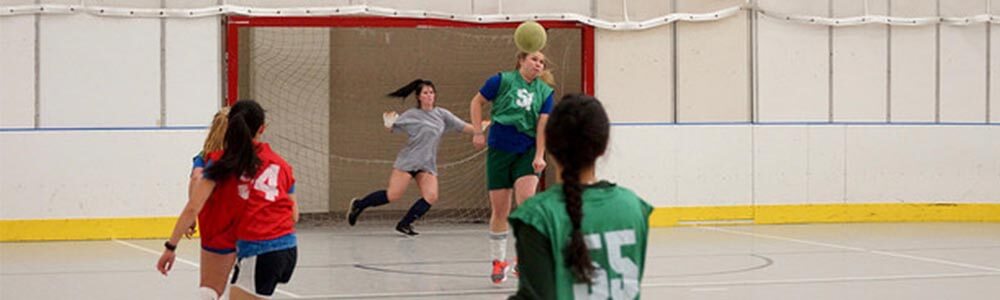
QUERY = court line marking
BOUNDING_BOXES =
[113,239,303,299]
[273,272,1000,299]
[645,254,774,279]
[0,125,207,132]
[113,239,200,268]
[352,263,482,278]
[698,226,1000,272]
[115,226,1000,299]
[297,228,489,237]
[643,271,1000,288]
[690,287,729,292]
[270,287,516,299]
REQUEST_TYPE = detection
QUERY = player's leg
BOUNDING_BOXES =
[508,174,539,278]
[229,286,258,300]
[488,188,513,284]
[513,176,539,205]
[486,148,517,284]
[348,169,412,225]
[513,147,541,205]
[511,172,539,274]
[199,249,236,299]
[395,171,438,236]
[199,287,220,300]
[230,248,297,300]
[508,148,541,278]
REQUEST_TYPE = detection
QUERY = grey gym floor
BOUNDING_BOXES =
[2,223,999,299]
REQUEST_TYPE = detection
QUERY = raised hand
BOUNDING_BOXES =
[382,111,399,129]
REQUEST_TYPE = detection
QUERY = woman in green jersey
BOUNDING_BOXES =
[509,94,653,300]
[470,51,556,284]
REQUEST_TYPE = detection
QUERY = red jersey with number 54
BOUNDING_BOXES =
[208,142,296,243]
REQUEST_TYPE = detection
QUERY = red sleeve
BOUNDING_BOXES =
[206,150,223,161]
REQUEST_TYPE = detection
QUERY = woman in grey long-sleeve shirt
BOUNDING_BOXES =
[346,79,487,236]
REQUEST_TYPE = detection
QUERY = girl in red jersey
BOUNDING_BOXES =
[159,100,299,300]
[156,107,239,300]
[205,100,299,300]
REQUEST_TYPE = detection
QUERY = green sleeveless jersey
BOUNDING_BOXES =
[491,70,554,137]
[509,181,653,300]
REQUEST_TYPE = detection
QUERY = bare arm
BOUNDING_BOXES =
[290,193,300,223]
[184,168,204,237]
[188,167,203,192]
[462,120,491,134]
[532,114,549,173]
[170,178,214,246]
[470,93,487,132]
[470,93,488,149]
[157,177,215,275]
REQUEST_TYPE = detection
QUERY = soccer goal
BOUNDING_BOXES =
[225,16,594,224]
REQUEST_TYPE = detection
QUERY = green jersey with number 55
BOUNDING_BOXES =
[509,181,653,300]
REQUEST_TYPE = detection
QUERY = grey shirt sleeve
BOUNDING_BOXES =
[439,108,467,133]
[391,110,417,134]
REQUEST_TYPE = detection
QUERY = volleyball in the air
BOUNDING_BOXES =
[514,21,547,53]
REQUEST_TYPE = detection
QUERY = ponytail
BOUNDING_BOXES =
[205,100,265,181]
[545,94,611,283]
[539,70,556,88]
[202,106,230,154]
[561,161,594,282]
[386,79,425,98]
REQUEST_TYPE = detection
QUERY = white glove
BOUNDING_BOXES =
[383,111,399,129]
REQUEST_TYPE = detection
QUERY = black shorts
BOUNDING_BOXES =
[406,170,428,178]
[231,247,297,298]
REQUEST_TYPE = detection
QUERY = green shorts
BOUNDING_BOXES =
[487,147,539,190]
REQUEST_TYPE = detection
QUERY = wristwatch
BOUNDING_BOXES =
[164,241,177,251]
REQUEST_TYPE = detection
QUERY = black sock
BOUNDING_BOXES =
[357,190,390,209]
[398,198,432,226]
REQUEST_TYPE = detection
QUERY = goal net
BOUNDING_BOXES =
[233,18,584,225]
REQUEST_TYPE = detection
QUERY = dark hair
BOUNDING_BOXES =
[204,100,266,181]
[387,79,436,108]
[544,94,610,283]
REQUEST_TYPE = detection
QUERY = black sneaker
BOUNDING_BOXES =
[395,223,418,236]
[347,198,363,226]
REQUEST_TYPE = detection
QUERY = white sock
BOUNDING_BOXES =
[199,287,219,300]
[489,230,509,262]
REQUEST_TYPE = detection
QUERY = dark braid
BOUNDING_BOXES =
[561,160,591,282]
[545,94,610,283]
[387,79,436,108]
